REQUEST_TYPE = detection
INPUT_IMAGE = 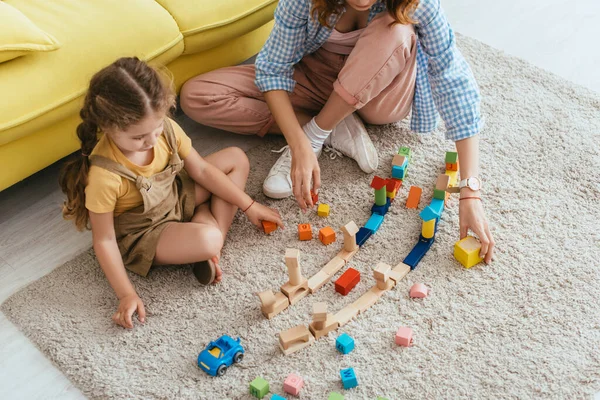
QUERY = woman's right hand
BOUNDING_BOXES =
[113,293,146,329]
[290,140,321,211]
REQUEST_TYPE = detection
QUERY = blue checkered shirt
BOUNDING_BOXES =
[255,0,483,141]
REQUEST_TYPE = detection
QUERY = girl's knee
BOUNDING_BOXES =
[226,147,250,173]
[197,225,224,257]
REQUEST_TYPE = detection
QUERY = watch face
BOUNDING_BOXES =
[468,178,480,191]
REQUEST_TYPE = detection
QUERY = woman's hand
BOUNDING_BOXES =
[459,190,495,264]
[113,293,146,329]
[290,140,321,212]
[245,202,285,230]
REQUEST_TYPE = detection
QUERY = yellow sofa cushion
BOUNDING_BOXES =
[0,2,60,63]
[0,0,184,147]
[156,0,277,54]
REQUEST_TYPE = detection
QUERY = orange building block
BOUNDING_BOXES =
[310,190,319,205]
[262,220,277,234]
[406,186,422,209]
[334,268,360,296]
[445,160,459,171]
[298,224,313,241]
[319,226,336,245]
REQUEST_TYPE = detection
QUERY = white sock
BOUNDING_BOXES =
[303,117,332,152]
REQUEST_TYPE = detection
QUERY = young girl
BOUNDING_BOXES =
[60,57,283,329]
[180,0,495,264]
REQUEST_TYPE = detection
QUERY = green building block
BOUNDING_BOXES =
[328,392,344,400]
[375,187,387,206]
[445,151,458,163]
[377,397,390,400]
[398,146,412,161]
[249,377,269,399]
[433,188,446,200]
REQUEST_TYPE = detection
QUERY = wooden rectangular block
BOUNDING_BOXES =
[308,271,330,293]
[337,248,359,263]
[334,305,359,327]
[389,262,411,283]
[392,154,407,167]
[436,174,450,191]
[259,291,290,319]
[309,315,339,339]
[322,256,346,276]
[406,186,422,209]
[281,279,309,305]
[351,290,380,313]
[285,248,300,269]
[313,302,328,320]
[279,325,315,355]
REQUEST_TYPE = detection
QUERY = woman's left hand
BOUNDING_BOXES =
[458,190,495,264]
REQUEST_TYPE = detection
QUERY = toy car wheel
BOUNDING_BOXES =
[234,352,244,363]
[216,364,227,376]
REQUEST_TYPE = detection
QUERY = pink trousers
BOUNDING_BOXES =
[180,14,418,137]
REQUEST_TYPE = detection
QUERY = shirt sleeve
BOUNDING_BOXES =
[414,0,483,141]
[168,118,193,159]
[254,0,310,93]
[85,166,122,214]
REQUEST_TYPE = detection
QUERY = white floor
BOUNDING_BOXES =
[1,1,599,399]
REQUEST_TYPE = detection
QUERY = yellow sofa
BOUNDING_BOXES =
[0,0,277,191]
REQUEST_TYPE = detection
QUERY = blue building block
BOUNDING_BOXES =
[356,227,373,246]
[403,235,435,269]
[340,368,358,389]
[364,214,384,233]
[336,333,355,354]
[391,165,406,180]
[371,198,391,216]
[430,198,444,215]
[270,395,286,400]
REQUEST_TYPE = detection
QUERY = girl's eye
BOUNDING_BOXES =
[134,137,144,140]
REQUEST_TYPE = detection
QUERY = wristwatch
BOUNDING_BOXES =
[447,177,482,193]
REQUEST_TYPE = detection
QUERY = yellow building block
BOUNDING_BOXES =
[454,236,484,268]
[317,203,330,217]
[421,219,435,239]
[445,170,458,186]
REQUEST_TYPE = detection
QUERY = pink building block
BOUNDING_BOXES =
[409,283,429,298]
[395,327,413,347]
[284,373,304,396]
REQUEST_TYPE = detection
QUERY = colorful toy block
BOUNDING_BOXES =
[421,219,435,239]
[398,146,412,160]
[371,176,388,206]
[419,199,444,222]
[318,203,330,217]
[319,226,336,245]
[446,169,458,186]
[310,189,318,205]
[433,188,446,200]
[371,197,391,216]
[262,220,277,234]
[335,333,355,354]
[364,213,384,233]
[445,151,458,164]
[410,283,429,298]
[284,373,304,396]
[355,227,373,246]
[395,327,413,347]
[340,368,358,389]
[454,236,484,268]
[298,223,312,241]
[406,186,422,209]
[335,268,360,296]
[386,178,402,199]
[328,393,344,400]
[377,397,390,400]
[271,395,286,400]
[403,235,434,269]
[250,377,270,399]
[392,165,406,180]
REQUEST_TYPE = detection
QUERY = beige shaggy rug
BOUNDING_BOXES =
[2,34,600,399]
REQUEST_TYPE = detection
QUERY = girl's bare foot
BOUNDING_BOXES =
[211,255,223,284]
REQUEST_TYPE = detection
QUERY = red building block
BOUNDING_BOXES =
[262,220,277,234]
[310,190,318,205]
[334,268,361,296]
[370,176,387,190]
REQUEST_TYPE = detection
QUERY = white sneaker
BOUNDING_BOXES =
[324,113,378,173]
[263,146,321,199]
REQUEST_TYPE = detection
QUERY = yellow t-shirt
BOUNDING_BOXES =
[85,118,193,215]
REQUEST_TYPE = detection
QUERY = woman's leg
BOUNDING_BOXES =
[154,147,250,280]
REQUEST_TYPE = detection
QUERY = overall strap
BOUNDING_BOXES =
[162,119,178,153]
[89,155,152,191]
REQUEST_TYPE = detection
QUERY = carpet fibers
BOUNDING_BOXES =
[2,35,600,399]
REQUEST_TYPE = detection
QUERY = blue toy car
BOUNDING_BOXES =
[197,335,244,377]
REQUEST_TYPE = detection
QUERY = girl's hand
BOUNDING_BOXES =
[458,191,495,264]
[290,141,321,212]
[113,293,146,329]
[245,202,285,230]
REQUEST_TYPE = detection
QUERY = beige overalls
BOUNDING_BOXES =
[89,120,196,277]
